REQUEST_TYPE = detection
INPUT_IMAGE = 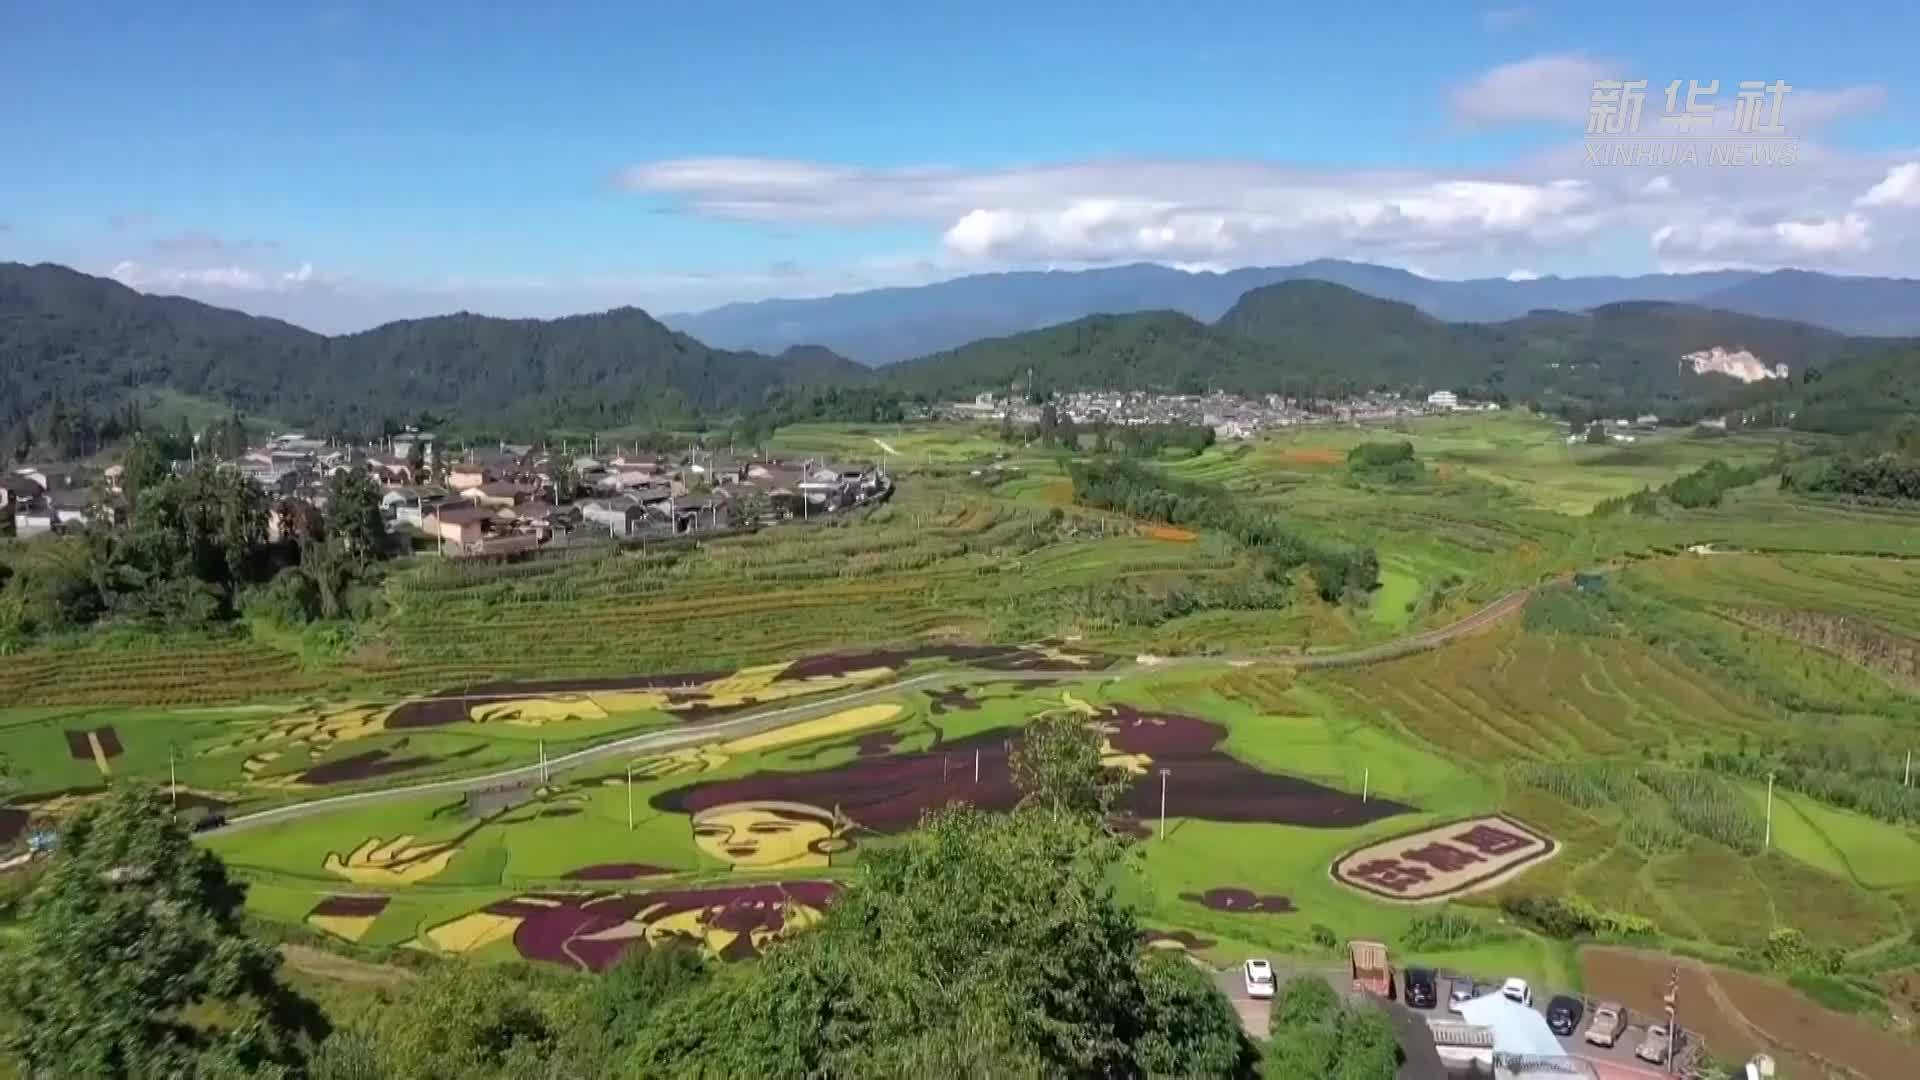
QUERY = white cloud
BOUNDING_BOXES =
[109,260,332,295]
[1857,162,1920,208]
[1652,212,1873,269]
[1641,175,1674,196]
[1482,6,1534,31]
[1449,53,1617,128]
[1504,268,1540,281]
[623,155,1605,269]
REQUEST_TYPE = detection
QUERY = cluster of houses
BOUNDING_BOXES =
[2,430,894,557]
[944,388,1499,440]
[1,463,120,537]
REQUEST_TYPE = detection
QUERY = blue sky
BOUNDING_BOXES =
[3,1,1917,331]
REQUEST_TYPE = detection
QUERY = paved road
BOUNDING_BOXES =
[208,587,1528,835]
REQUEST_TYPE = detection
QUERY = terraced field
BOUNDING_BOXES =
[8,414,1920,1071]
[5,637,331,706]
[1310,623,1783,761]
[1632,551,1920,636]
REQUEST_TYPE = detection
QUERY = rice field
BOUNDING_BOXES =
[11,417,1920,1020]
[1309,622,1783,762]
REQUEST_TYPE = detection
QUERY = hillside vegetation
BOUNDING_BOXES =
[0,263,868,439]
[885,280,1870,418]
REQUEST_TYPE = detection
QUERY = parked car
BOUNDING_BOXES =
[1447,975,1477,1013]
[1636,1024,1672,1065]
[1501,977,1533,1007]
[191,812,227,833]
[1403,967,1438,1009]
[1584,1001,1628,1047]
[1243,958,1276,1000]
[1545,994,1584,1036]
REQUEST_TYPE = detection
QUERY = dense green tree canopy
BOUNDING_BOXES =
[0,784,324,1078]
[630,805,1151,1078]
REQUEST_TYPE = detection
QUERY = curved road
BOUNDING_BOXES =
[212,588,1529,835]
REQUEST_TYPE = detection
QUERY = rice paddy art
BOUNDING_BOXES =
[304,895,391,942]
[1330,814,1556,902]
[422,881,841,969]
[647,698,1413,871]
[1180,888,1299,915]
[63,726,123,777]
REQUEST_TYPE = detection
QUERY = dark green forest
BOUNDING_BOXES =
[0,263,869,447]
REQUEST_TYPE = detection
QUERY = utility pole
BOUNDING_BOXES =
[626,765,635,831]
[539,740,548,786]
[169,747,178,812]
[974,749,981,783]
[1906,749,1913,788]
[1362,767,1370,803]
[1764,772,1775,849]
[1158,768,1171,840]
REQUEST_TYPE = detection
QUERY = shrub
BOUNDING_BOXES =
[1498,895,1655,940]
[1400,908,1490,950]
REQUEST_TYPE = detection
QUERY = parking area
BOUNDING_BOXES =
[1211,959,1693,1080]
[1427,971,1687,1079]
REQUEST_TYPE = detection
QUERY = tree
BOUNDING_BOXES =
[1264,976,1399,1080]
[1009,710,1130,815]
[629,806,1152,1078]
[325,468,386,556]
[118,433,172,509]
[545,459,576,503]
[355,964,561,1080]
[0,784,324,1077]
[1135,952,1259,1077]
[551,945,709,1074]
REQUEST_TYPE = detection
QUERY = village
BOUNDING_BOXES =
[942,388,1501,439]
[0,431,894,555]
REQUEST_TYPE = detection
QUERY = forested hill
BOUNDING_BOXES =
[884,279,1876,415]
[1738,342,1920,435]
[0,262,870,435]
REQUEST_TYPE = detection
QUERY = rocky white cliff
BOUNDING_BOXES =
[1684,346,1789,383]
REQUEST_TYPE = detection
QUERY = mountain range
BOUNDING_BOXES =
[3,260,1913,439]
[667,260,1920,364]
[883,280,1878,417]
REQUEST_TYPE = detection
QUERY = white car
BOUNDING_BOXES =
[1243,958,1276,1000]
[1501,977,1532,1007]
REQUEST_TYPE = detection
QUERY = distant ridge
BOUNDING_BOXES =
[667,260,1920,364]
[880,279,1879,417]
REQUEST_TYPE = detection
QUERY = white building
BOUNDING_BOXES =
[1427,391,1459,410]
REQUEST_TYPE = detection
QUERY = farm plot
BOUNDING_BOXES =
[211,675,1451,971]
[360,482,1279,689]
[5,637,330,707]
[1309,623,1781,763]
[1580,946,1916,1080]
[1632,552,1920,638]
[0,641,1116,822]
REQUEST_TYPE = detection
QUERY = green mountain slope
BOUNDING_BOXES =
[885,280,1875,415]
[0,262,869,434]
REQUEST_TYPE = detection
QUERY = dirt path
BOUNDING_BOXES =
[279,944,415,987]
[206,590,1530,836]
[1582,946,1909,1080]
